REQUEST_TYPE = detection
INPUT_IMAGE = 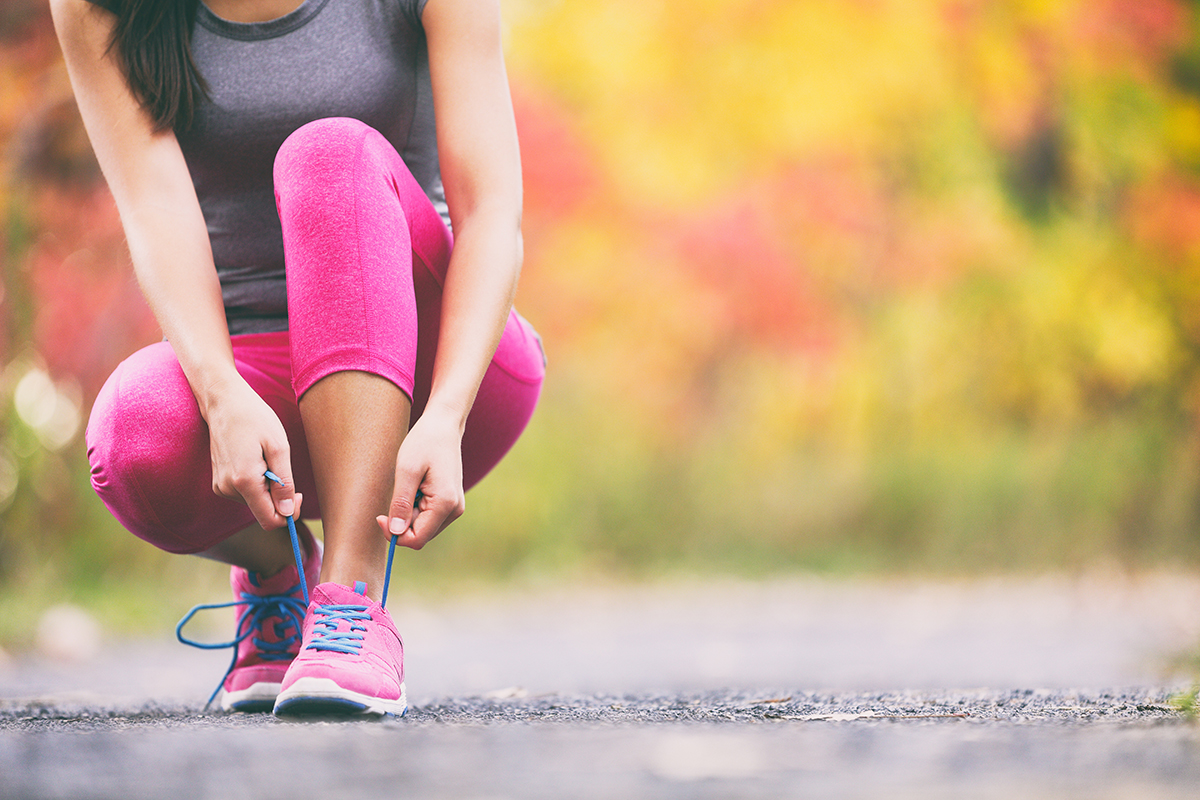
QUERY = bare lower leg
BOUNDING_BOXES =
[300,370,409,602]
[197,524,297,577]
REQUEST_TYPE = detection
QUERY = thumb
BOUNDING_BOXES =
[384,471,422,539]
[264,469,297,518]
[377,514,405,538]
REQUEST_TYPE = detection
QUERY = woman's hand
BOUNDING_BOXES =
[377,407,465,550]
[204,376,300,531]
[54,0,297,530]
[370,0,522,552]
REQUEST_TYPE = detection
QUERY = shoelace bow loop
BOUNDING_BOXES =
[176,585,307,708]
[175,471,402,708]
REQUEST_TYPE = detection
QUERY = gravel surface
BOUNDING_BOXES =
[2,574,1199,798]
[2,689,1197,799]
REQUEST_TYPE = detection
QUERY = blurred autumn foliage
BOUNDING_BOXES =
[5,0,1200,630]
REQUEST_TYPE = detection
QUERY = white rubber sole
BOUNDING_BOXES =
[219,682,282,713]
[273,677,408,718]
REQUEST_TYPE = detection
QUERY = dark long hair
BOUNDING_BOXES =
[107,0,208,132]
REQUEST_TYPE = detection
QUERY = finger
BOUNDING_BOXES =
[259,470,295,530]
[376,511,410,534]
[398,493,463,550]
[386,464,424,538]
[240,471,283,530]
[212,468,252,504]
[212,481,243,504]
[262,454,296,519]
[380,489,426,541]
[266,475,295,519]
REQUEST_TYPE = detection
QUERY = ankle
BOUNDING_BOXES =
[320,567,385,603]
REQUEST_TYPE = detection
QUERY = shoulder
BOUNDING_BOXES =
[50,0,114,45]
[373,0,428,29]
[420,0,504,30]
[55,0,116,14]
[50,0,114,25]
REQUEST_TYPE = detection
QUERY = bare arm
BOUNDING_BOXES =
[382,0,524,547]
[50,0,298,526]
[424,0,524,420]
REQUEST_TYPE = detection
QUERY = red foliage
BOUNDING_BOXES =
[513,87,602,236]
[1074,0,1191,73]
[666,158,917,356]
[509,86,616,347]
[23,184,158,401]
[1,24,160,402]
[1124,173,1200,262]
[672,199,833,356]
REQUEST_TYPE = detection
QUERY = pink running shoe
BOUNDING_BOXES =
[177,526,322,712]
[273,581,407,717]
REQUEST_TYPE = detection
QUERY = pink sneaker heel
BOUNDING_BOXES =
[176,524,321,712]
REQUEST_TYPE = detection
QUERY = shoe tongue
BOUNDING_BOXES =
[312,581,372,605]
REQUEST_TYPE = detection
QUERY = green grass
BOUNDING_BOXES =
[4,387,1200,650]
[1172,686,1200,721]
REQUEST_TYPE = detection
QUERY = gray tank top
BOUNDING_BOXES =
[91,0,445,334]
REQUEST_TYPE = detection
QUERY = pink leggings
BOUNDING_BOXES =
[85,118,545,555]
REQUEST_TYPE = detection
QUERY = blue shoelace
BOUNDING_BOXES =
[304,529,400,656]
[176,581,307,708]
[306,602,370,654]
[177,470,400,705]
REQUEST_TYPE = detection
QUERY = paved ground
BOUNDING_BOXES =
[2,572,1200,798]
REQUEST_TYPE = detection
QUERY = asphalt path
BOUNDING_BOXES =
[2,573,1200,798]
